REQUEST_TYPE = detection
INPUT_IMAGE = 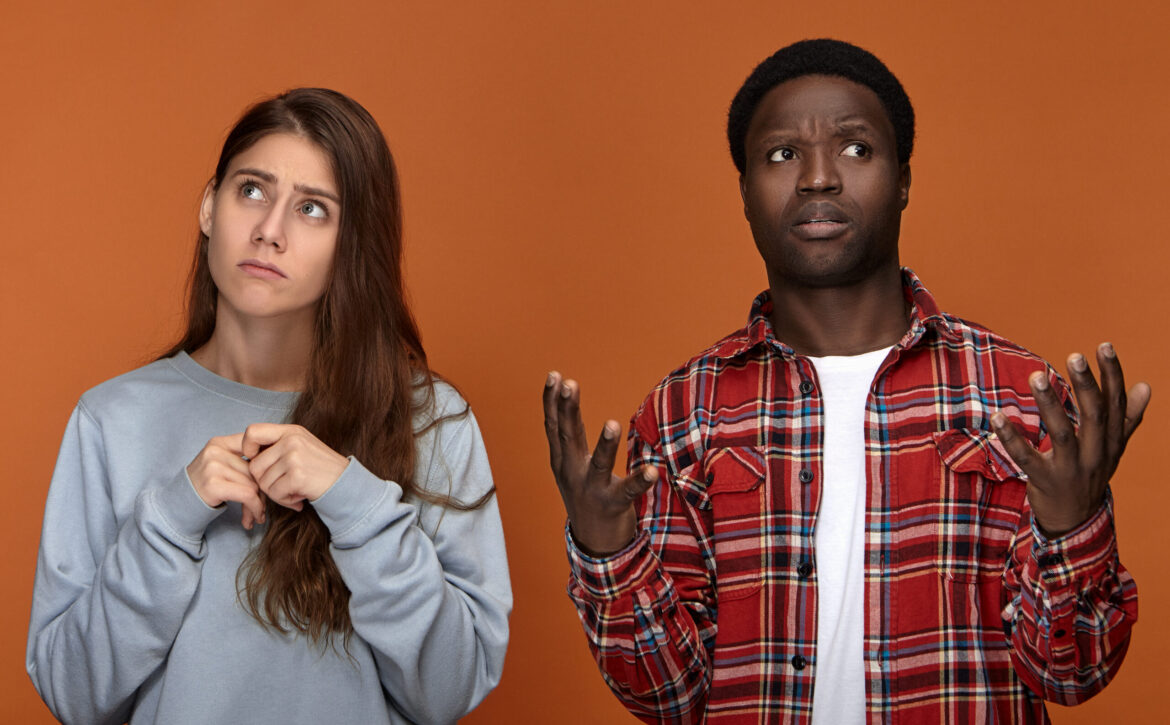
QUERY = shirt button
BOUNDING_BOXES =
[799,381,814,395]
[1038,553,1062,568]
[797,561,813,578]
[791,654,807,670]
[799,469,814,484]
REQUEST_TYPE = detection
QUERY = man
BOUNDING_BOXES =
[542,39,1149,723]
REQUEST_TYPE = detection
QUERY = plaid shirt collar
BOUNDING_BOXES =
[709,267,960,361]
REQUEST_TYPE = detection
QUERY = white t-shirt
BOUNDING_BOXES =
[807,347,891,725]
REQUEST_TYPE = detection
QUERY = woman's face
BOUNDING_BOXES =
[200,133,340,326]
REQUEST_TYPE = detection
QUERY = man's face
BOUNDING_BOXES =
[739,74,910,289]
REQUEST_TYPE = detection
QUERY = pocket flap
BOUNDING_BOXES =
[932,428,1024,482]
[705,447,767,495]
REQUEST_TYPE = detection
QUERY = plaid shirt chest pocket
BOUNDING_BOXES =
[929,428,1028,582]
[678,446,769,601]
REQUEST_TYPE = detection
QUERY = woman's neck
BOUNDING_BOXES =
[190,305,315,392]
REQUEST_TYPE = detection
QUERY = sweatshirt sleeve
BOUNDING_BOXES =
[26,402,224,725]
[310,404,511,725]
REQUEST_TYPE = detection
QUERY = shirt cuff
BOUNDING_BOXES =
[1029,487,1118,590]
[565,522,655,600]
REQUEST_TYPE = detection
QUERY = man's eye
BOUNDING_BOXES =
[769,148,796,162]
[240,182,264,200]
[300,201,327,219]
[842,143,870,158]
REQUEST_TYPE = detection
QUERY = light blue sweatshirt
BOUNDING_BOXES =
[27,352,511,725]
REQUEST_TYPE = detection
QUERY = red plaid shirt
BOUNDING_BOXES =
[567,270,1136,723]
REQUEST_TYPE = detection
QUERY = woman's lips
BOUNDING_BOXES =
[238,259,287,279]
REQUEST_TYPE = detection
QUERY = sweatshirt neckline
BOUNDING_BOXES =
[169,351,300,410]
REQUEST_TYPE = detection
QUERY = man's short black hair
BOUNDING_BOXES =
[727,38,915,174]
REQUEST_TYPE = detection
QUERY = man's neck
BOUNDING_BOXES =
[767,265,910,357]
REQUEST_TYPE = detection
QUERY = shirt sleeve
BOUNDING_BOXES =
[311,406,511,725]
[1000,366,1138,704]
[26,403,224,725]
[564,403,713,723]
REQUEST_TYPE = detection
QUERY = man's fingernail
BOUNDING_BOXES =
[991,412,1005,429]
[546,372,556,387]
[1070,354,1086,372]
[560,385,571,398]
[642,468,656,482]
[1102,342,1115,358]
[602,422,617,440]
[1032,373,1049,391]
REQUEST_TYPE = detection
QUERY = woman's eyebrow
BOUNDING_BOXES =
[294,183,340,203]
[231,168,339,203]
[232,167,276,182]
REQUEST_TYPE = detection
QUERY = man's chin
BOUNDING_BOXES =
[771,256,898,290]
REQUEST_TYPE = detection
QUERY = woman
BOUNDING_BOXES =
[26,89,511,725]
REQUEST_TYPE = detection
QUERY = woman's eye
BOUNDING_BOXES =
[241,182,264,200]
[300,201,327,219]
[842,143,870,158]
[769,148,796,162]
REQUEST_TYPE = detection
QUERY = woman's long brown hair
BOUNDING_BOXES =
[161,88,490,643]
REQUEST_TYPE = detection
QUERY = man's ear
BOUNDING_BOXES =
[898,163,911,209]
[199,180,216,237]
[739,173,750,219]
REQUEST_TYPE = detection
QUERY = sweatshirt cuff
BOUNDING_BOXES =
[148,469,225,544]
[311,457,410,545]
[566,522,656,600]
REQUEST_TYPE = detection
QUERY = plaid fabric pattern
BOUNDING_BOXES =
[567,269,1136,724]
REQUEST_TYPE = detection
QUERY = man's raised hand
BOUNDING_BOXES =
[543,372,657,556]
[992,343,1151,538]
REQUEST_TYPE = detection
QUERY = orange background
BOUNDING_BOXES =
[3,2,1167,722]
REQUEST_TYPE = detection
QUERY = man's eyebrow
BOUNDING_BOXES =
[832,119,878,135]
[230,168,340,203]
[753,117,879,144]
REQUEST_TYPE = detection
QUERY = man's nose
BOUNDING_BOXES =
[797,148,841,194]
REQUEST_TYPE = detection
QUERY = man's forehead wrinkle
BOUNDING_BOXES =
[752,115,877,145]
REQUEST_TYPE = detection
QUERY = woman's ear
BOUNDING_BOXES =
[199,180,216,237]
